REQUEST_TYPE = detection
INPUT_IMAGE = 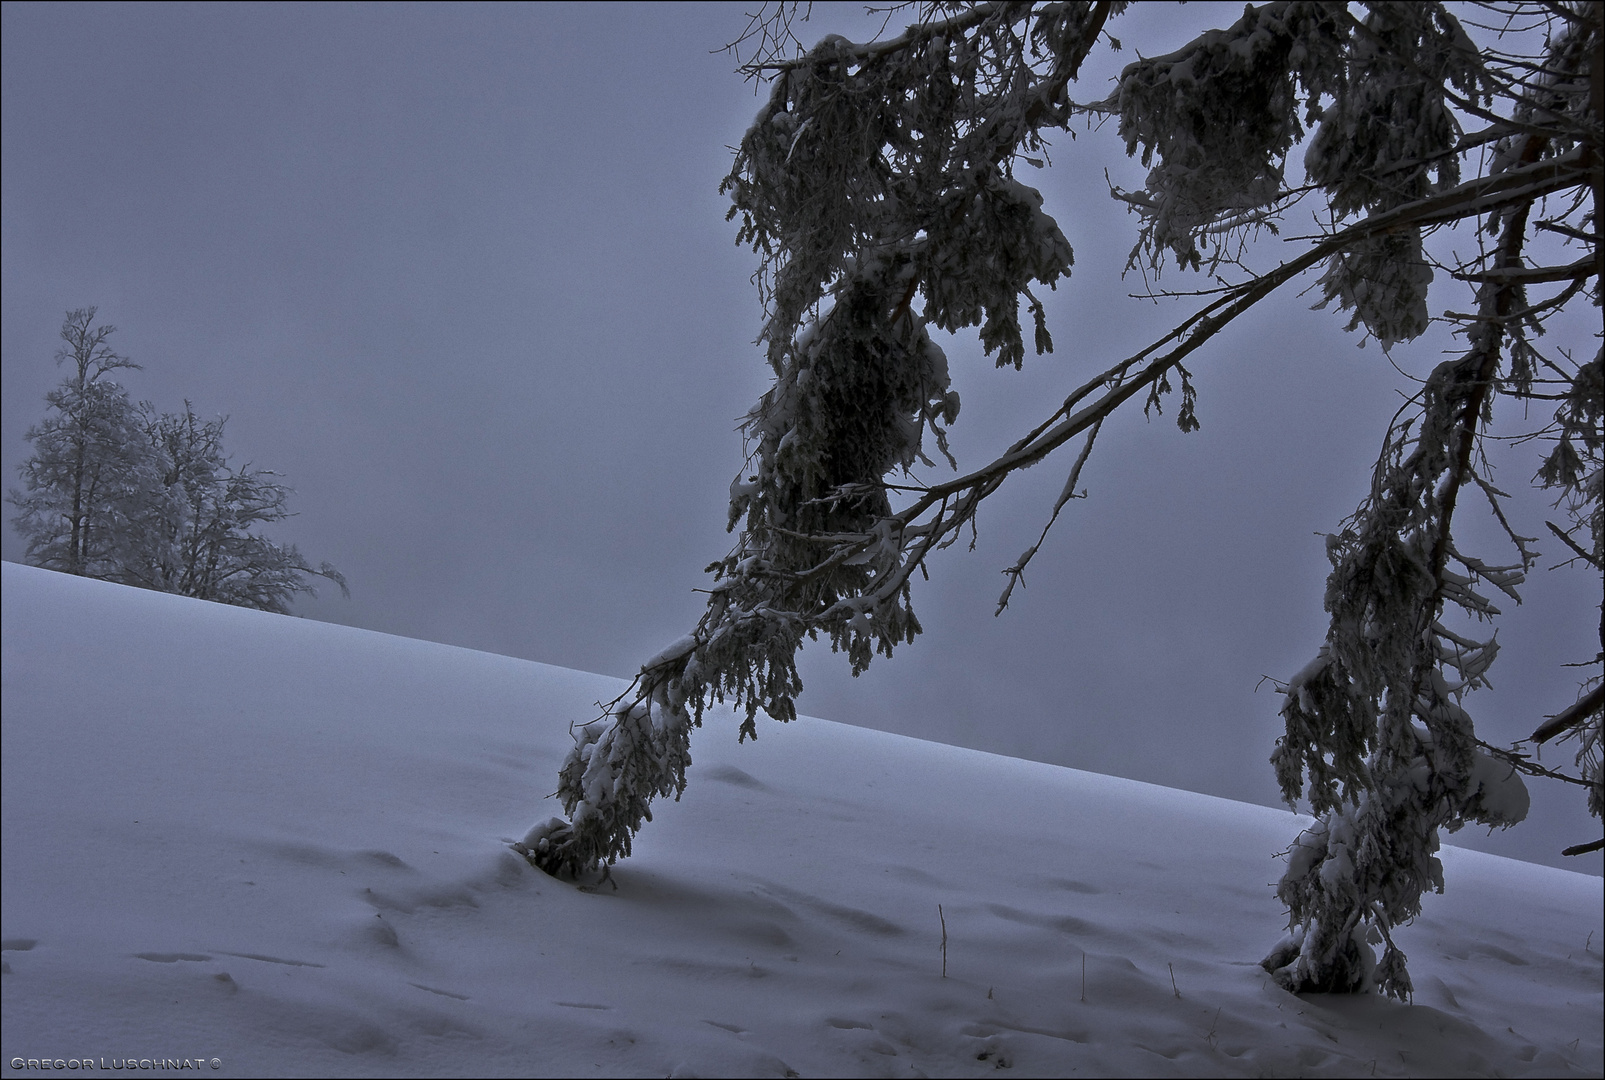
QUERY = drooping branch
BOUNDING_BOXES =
[827,148,1590,610]
[527,3,1601,907]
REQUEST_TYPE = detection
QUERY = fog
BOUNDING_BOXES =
[3,3,1597,874]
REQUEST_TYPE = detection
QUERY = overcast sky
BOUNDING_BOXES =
[3,2,1598,874]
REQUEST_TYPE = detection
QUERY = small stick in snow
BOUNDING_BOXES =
[1081,950,1086,1003]
[938,904,948,978]
[1170,962,1181,998]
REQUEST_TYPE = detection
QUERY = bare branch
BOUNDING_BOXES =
[1545,519,1603,569]
[1532,683,1605,743]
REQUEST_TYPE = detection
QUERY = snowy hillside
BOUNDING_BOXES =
[2,561,1600,1078]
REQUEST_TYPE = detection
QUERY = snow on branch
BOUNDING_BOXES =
[525,5,1603,932]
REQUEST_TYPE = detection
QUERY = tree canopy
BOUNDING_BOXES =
[519,2,1602,1000]
[9,308,348,614]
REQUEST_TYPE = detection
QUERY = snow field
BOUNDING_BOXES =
[2,561,1600,1077]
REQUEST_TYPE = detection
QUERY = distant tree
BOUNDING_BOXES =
[134,402,348,614]
[9,309,347,613]
[9,308,159,579]
[520,2,1601,1002]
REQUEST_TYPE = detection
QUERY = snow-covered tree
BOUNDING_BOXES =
[132,402,348,614]
[521,2,1601,1000]
[9,309,347,614]
[9,308,161,580]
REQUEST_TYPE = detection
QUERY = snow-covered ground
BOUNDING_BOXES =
[2,561,1600,1078]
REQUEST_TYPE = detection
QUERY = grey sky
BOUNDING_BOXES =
[4,2,1598,874]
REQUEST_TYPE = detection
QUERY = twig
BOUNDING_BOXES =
[1471,735,1595,789]
[1545,520,1602,570]
[1169,962,1181,998]
[938,903,947,978]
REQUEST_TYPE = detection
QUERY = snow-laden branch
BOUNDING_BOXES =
[524,5,1602,922]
